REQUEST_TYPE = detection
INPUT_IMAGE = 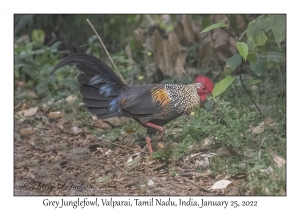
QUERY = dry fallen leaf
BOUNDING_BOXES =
[264,116,276,126]
[71,126,82,134]
[157,142,165,149]
[209,180,234,190]
[125,153,140,166]
[196,155,210,169]
[147,180,154,186]
[268,147,286,167]
[260,166,274,175]
[217,145,239,157]
[19,127,35,136]
[65,95,78,104]
[96,175,111,183]
[92,116,112,129]
[105,149,112,156]
[200,138,211,150]
[17,107,38,117]
[48,111,62,119]
[248,125,265,134]
[21,90,38,98]
[247,117,277,134]
[125,128,135,134]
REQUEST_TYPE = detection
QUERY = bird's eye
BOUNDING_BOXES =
[197,83,202,89]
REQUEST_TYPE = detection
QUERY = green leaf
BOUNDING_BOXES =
[269,15,286,49]
[51,41,62,50]
[199,23,228,34]
[247,52,257,65]
[248,79,261,85]
[212,76,236,97]
[31,29,45,45]
[236,42,249,61]
[224,54,242,76]
[250,53,264,77]
[246,15,271,46]
[247,38,257,52]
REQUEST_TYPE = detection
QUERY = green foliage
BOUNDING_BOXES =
[246,52,257,65]
[250,53,264,77]
[236,42,249,61]
[202,14,285,99]
[31,29,45,46]
[247,15,286,49]
[199,23,228,34]
[153,149,173,162]
[246,15,271,46]
[224,54,242,76]
[172,96,285,195]
[212,76,236,97]
[269,15,286,49]
[14,29,80,102]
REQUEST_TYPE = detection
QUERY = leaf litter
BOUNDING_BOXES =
[14,104,251,196]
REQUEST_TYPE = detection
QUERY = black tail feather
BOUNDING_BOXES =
[77,74,93,85]
[80,86,115,101]
[87,107,117,115]
[96,113,119,119]
[51,53,126,119]
[50,53,119,78]
[82,98,111,108]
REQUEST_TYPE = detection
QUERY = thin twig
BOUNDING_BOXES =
[153,161,168,171]
[86,19,126,84]
[177,59,192,82]
[183,177,210,193]
[97,138,150,154]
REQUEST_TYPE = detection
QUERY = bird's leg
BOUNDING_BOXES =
[143,122,165,154]
[145,122,163,132]
[145,136,153,154]
[145,122,164,139]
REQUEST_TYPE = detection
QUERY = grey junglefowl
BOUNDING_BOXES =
[50,53,214,153]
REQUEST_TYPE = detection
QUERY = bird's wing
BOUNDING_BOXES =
[119,85,171,115]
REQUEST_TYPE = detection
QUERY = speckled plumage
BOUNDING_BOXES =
[117,83,200,126]
[51,53,213,153]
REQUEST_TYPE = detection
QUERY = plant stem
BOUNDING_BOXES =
[239,64,262,114]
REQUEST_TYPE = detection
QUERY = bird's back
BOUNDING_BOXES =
[118,83,200,126]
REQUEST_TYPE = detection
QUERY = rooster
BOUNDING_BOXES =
[50,53,213,153]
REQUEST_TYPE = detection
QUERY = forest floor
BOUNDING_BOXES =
[14,102,249,196]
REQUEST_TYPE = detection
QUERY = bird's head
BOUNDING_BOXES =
[195,75,214,101]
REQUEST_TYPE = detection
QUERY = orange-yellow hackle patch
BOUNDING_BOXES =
[151,88,170,106]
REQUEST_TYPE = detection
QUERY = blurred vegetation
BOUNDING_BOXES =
[14,14,286,195]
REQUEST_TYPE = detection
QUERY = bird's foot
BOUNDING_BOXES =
[157,129,165,140]
[144,122,164,154]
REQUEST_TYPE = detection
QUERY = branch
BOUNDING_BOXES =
[86,19,126,84]
[97,138,150,154]
[183,177,210,193]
